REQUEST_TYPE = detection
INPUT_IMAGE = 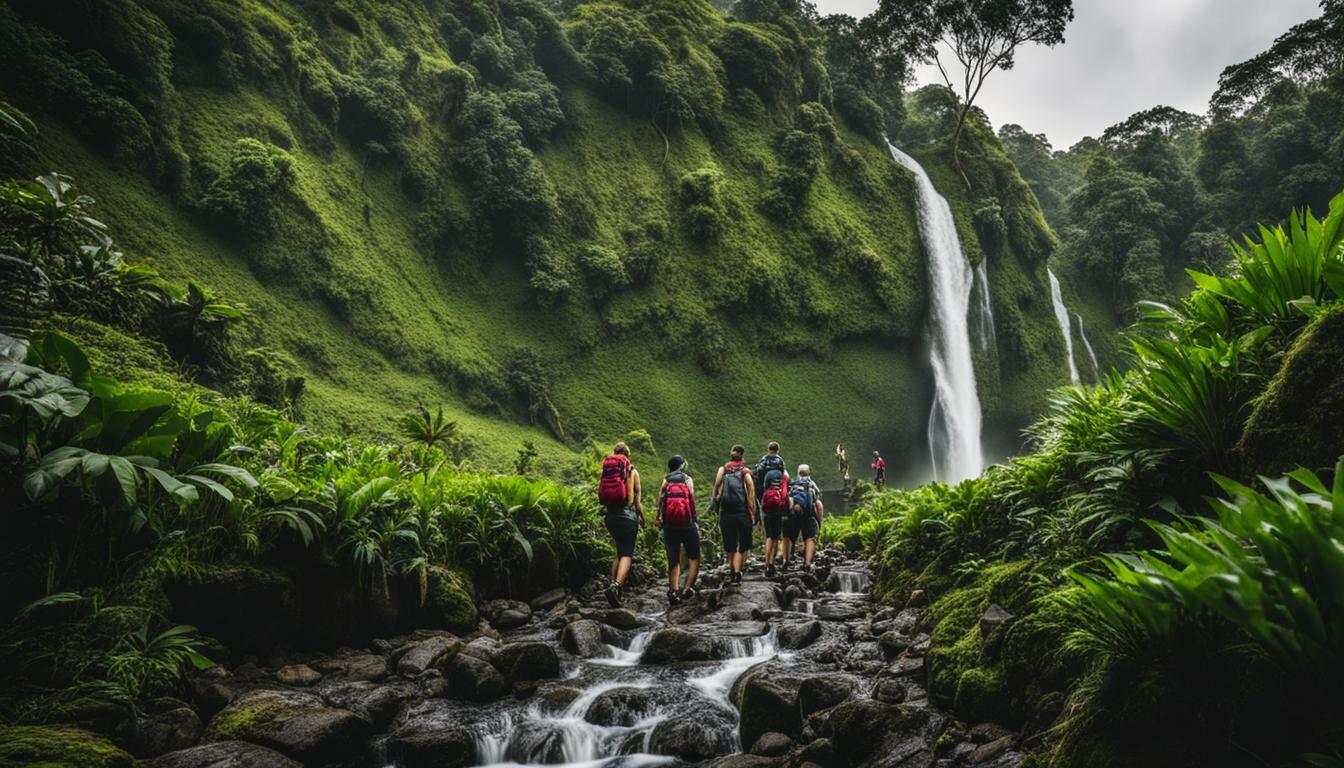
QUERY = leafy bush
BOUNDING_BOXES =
[577,244,629,298]
[199,138,293,230]
[451,91,557,236]
[679,165,727,241]
[333,56,411,144]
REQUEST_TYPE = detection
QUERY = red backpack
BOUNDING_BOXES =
[597,454,631,506]
[662,473,696,526]
[761,474,790,515]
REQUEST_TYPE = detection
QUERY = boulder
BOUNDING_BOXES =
[0,725,135,767]
[460,636,501,661]
[143,741,300,768]
[560,620,608,658]
[275,664,321,687]
[592,608,644,630]
[640,628,713,663]
[495,609,531,630]
[813,600,865,621]
[309,653,387,683]
[649,715,736,762]
[318,681,418,729]
[750,732,793,757]
[492,641,560,682]
[969,735,1015,764]
[530,588,568,611]
[878,631,909,658]
[483,599,531,623]
[891,608,921,634]
[538,687,582,713]
[777,620,822,650]
[873,678,908,704]
[397,636,461,677]
[707,755,777,768]
[798,677,851,718]
[890,656,925,678]
[444,653,506,702]
[192,680,235,720]
[736,670,803,749]
[827,699,918,767]
[585,686,656,727]
[204,689,369,764]
[385,728,476,768]
[980,604,1014,638]
[133,707,203,758]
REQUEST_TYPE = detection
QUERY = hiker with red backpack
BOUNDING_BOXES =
[656,455,701,605]
[782,464,825,571]
[753,442,790,578]
[711,444,757,586]
[598,442,644,607]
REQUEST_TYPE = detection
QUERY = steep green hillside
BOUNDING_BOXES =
[0,0,1063,482]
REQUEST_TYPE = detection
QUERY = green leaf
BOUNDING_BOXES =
[139,465,200,504]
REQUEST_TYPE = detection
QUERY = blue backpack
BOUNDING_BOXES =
[789,477,817,517]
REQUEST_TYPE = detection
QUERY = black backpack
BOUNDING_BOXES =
[721,464,749,514]
[753,454,784,500]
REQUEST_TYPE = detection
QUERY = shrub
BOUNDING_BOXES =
[679,165,726,241]
[451,91,557,235]
[333,57,411,144]
[577,244,629,298]
[199,138,293,230]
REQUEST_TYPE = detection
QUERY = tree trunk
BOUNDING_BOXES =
[951,104,973,193]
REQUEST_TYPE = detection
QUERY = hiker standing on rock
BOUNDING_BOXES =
[754,442,789,577]
[598,442,643,607]
[657,455,700,606]
[836,443,849,480]
[782,464,824,571]
[872,450,886,488]
[712,444,757,586]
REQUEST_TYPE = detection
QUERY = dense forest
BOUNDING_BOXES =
[1,0,1342,767]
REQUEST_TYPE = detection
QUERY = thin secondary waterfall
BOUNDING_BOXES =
[888,144,984,483]
[1076,312,1101,381]
[1047,268,1080,383]
[971,258,997,353]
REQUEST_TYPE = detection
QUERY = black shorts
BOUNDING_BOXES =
[783,514,819,541]
[719,512,753,554]
[762,513,784,540]
[605,509,638,559]
[663,524,701,567]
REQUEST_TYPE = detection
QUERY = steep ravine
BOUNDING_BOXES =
[147,552,1025,768]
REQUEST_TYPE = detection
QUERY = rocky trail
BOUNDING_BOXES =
[145,550,1026,768]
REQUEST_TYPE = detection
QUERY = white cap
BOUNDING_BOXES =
[798,464,811,476]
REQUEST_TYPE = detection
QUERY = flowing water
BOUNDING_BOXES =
[888,144,984,483]
[1047,268,1080,383]
[971,257,997,353]
[1076,312,1101,381]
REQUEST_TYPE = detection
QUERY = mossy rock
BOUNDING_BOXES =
[1238,306,1344,475]
[0,725,134,767]
[424,567,476,633]
[953,667,1009,723]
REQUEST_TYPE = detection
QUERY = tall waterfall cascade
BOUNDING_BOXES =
[888,144,984,483]
[1047,268,1080,383]
[972,258,997,353]
[1076,312,1101,381]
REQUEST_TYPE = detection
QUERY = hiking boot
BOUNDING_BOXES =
[667,588,681,606]
[782,559,791,572]
[604,581,621,608]
[766,564,777,578]
[680,587,699,601]
[801,564,813,573]
[732,570,743,586]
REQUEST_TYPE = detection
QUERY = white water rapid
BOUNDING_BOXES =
[1076,312,1101,381]
[1047,268,1080,383]
[888,144,984,483]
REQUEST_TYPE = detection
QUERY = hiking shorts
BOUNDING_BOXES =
[604,508,639,559]
[719,512,753,554]
[662,523,701,567]
[784,514,819,542]
[762,513,784,540]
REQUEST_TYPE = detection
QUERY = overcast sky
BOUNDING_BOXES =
[812,0,1323,148]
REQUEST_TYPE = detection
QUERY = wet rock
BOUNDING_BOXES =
[415,669,450,698]
[873,678,908,704]
[970,722,1014,744]
[495,609,531,629]
[650,714,736,762]
[910,633,931,655]
[460,636,501,661]
[310,653,387,683]
[538,686,582,712]
[385,727,476,768]
[492,641,560,683]
[980,604,1014,638]
[890,656,925,678]
[274,664,320,687]
[828,699,929,767]
[892,608,921,634]
[737,668,803,748]
[444,653,506,702]
[370,638,394,654]
[319,681,417,729]
[143,741,300,768]
[530,588,567,611]
[813,600,865,621]
[592,608,644,630]
[751,732,794,757]
[798,677,851,718]
[483,599,531,622]
[204,689,369,764]
[560,619,608,658]
[585,686,655,727]
[396,636,461,677]
[641,627,713,663]
[665,599,718,624]
[906,589,928,608]
[969,735,1015,764]
[133,707,203,758]
[192,680,235,720]
[783,585,803,605]
[879,631,910,658]
[777,621,822,650]
[842,640,883,671]
[707,755,777,768]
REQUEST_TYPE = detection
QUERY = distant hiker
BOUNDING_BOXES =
[712,444,757,586]
[872,451,886,488]
[783,464,824,570]
[598,442,643,607]
[657,455,700,605]
[835,443,849,479]
[754,442,789,577]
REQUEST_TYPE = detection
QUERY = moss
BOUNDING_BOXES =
[0,725,134,767]
[1238,306,1344,475]
[203,701,277,742]
[424,567,477,633]
[953,666,1009,723]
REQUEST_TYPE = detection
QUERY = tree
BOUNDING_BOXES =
[1210,0,1344,117]
[875,0,1073,190]
[398,405,461,451]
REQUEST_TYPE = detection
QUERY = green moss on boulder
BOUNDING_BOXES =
[424,566,477,633]
[0,725,134,767]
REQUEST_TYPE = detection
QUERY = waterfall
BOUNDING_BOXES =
[888,144,984,483]
[1076,312,1101,381]
[1047,269,1079,383]
[971,258,997,353]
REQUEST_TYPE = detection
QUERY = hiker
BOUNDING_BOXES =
[835,443,849,480]
[872,451,886,488]
[783,464,824,570]
[656,455,700,605]
[754,442,789,577]
[712,444,757,586]
[598,442,643,607]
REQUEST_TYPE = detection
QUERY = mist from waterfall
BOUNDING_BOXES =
[888,143,984,484]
